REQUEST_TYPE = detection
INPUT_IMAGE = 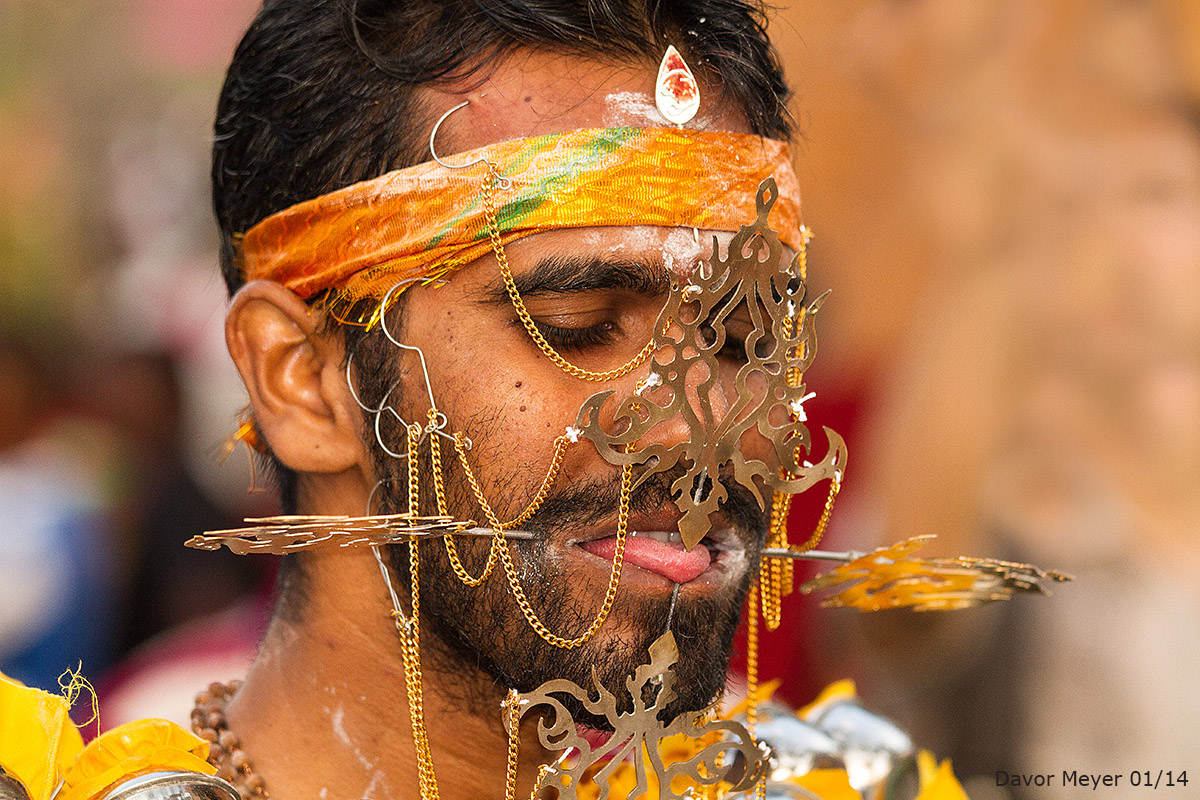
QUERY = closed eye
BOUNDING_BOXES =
[533,320,620,352]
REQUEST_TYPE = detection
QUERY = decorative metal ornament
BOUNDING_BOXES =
[184,514,474,555]
[575,177,847,550]
[512,631,768,800]
[656,45,701,125]
[797,535,1074,612]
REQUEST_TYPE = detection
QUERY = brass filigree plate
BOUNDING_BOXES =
[575,178,846,549]
[184,514,471,555]
[514,631,768,800]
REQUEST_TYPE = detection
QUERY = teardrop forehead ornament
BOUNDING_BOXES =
[656,45,700,125]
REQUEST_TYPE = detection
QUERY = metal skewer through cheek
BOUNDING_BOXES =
[476,528,853,562]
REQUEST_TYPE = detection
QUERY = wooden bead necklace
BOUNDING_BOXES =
[191,681,268,799]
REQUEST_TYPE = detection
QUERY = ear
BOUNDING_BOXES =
[226,280,365,474]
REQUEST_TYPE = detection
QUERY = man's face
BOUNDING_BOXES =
[370,54,775,721]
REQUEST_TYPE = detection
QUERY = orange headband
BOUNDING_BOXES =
[236,127,801,308]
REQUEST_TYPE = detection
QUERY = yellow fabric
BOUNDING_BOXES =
[236,127,802,310]
[0,673,85,800]
[798,678,858,719]
[792,768,860,799]
[57,719,213,800]
[915,752,970,800]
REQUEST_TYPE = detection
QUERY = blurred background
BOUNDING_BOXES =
[1,1,1196,798]
[0,0,274,727]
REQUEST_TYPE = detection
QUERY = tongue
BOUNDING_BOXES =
[581,535,711,584]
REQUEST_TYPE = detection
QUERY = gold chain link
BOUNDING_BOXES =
[406,423,422,516]
[482,172,654,382]
[453,432,630,649]
[452,432,571,532]
[504,690,521,800]
[759,492,788,632]
[431,414,501,586]
[793,477,841,554]
[777,504,795,600]
[388,425,440,799]
[745,583,767,800]
[759,311,804,632]
[745,583,760,735]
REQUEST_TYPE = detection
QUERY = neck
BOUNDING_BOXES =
[225,548,547,800]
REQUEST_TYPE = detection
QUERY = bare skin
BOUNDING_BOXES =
[222,51,766,800]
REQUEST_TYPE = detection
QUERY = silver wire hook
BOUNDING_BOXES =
[376,280,461,446]
[428,99,512,189]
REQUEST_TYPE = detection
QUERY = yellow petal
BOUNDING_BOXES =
[57,719,214,800]
[915,753,970,800]
[791,768,860,800]
[0,672,85,800]
[798,679,858,720]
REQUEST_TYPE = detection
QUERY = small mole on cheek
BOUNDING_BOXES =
[524,96,532,103]
[514,381,523,388]
[519,405,527,412]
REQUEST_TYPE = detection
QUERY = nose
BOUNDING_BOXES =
[632,342,732,453]
[617,332,743,549]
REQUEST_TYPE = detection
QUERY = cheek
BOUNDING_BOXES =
[413,325,592,456]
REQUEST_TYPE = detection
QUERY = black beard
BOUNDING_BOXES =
[374,417,768,730]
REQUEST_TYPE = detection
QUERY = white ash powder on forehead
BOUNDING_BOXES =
[602,90,668,127]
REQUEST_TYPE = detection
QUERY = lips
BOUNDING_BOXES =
[581,531,712,584]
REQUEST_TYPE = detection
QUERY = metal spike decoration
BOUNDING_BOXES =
[514,631,768,800]
[184,514,476,555]
[794,535,1073,612]
[575,177,846,550]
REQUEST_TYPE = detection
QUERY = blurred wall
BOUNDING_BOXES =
[773,2,1200,798]
[0,0,269,692]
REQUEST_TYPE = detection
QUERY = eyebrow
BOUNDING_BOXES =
[477,254,673,302]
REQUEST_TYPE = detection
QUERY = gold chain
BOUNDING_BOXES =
[793,477,841,554]
[432,416,501,586]
[772,491,795,598]
[759,310,803,632]
[504,691,522,800]
[797,224,812,280]
[452,432,571,532]
[454,432,630,648]
[745,584,767,800]
[426,411,450,517]
[759,491,791,631]
[745,583,760,735]
[481,172,654,382]
[390,421,440,799]
[406,423,422,516]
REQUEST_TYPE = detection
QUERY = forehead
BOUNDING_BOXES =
[423,50,754,153]
[418,51,761,285]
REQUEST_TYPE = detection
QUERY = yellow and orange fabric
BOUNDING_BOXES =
[0,673,84,800]
[235,128,801,312]
[0,672,212,800]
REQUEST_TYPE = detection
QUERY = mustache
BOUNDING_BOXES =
[518,462,768,543]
